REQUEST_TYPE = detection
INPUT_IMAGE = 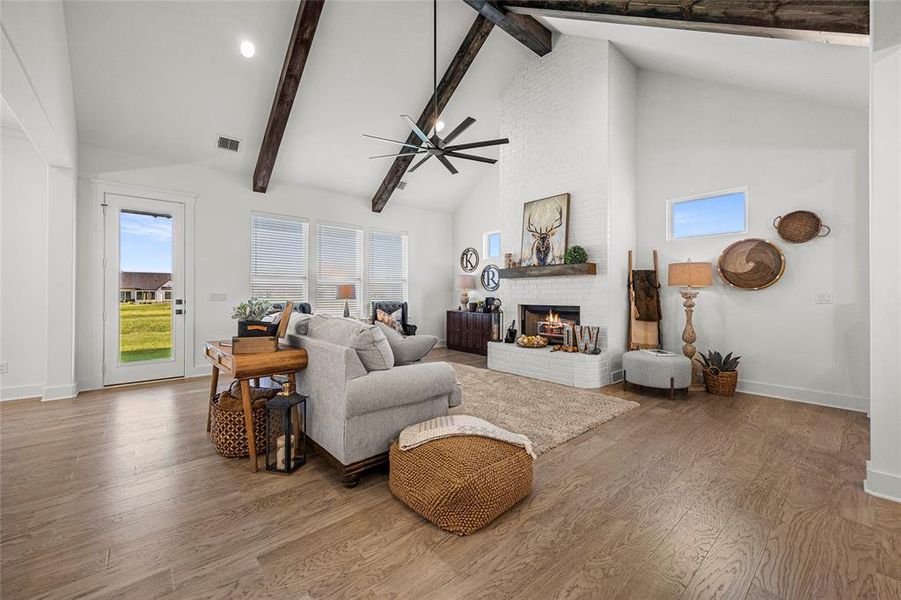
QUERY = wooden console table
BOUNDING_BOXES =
[446,310,493,355]
[204,340,308,472]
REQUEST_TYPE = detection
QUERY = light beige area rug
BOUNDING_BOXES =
[449,363,639,456]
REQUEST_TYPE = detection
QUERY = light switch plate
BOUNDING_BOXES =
[209,293,227,302]
[815,292,833,305]
[0,361,8,374]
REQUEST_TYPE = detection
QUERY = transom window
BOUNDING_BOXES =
[668,188,748,240]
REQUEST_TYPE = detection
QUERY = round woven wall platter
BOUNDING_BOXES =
[718,238,785,290]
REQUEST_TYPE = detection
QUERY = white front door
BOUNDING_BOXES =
[103,193,186,385]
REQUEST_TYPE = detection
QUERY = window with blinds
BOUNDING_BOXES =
[369,230,408,312]
[250,213,308,301]
[316,222,363,316]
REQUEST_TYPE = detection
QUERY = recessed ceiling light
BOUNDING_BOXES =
[240,40,255,58]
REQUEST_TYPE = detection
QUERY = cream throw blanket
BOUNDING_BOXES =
[398,415,537,459]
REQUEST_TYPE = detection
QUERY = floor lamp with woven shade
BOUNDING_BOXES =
[668,260,713,388]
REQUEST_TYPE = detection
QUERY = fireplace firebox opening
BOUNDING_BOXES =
[520,305,580,344]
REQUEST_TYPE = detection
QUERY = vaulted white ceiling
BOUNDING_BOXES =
[64,0,535,211]
[64,1,868,213]
[540,16,869,110]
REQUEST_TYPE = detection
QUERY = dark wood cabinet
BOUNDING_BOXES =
[446,310,492,355]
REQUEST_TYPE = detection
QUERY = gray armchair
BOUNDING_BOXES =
[372,301,417,335]
[286,330,461,487]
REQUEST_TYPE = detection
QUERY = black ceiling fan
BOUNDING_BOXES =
[363,0,508,175]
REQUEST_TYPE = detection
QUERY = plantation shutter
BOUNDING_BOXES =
[316,222,363,316]
[250,214,308,301]
[369,230,407,312]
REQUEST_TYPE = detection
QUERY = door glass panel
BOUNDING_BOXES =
[118,210,173,363]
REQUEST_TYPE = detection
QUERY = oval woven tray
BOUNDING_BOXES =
[773,210,830,243]
[718,238,785,290]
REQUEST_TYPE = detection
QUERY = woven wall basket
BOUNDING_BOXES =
[718,238,786,290]
[773,210,830,244]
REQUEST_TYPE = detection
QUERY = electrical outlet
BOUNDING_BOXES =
[209,293,227,302]
[0,361,7,374]
[815,292,833,305]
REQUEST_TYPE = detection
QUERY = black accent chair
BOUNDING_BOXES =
[269,301,312,315]
[371,301,417,336]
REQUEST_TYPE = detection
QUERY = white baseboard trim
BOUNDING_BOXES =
[865,462,901,503]
[42,384,78,401]
[0,384,44,402]
[736,379,868,413]
[189,365,213,378]
[435,338,446,348]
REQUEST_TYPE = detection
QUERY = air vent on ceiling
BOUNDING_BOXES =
[216,135,241,152]
[397,181,407,191]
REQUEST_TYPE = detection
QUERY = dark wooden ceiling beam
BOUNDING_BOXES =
[500,0,868,41]
[253,0,325,193]
[371,15,495,213]
[461,0,551,55]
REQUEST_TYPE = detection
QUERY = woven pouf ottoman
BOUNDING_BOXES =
[622,350,692,399]
[389,434,533,536]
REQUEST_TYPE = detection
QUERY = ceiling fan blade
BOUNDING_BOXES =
[442,117,476,144]
[408,154,433,173]
[444,138,510,152]
[444,151,497,164]
[362,133,423,150]
[401,114,433,147]
[436,154,459,175]
[368,151,426,159]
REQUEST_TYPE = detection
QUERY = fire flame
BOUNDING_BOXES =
[546,310,559,323]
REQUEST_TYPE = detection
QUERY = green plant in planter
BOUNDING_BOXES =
[230,298,272,321]
[564,245,588,264]
[695,350,741,375]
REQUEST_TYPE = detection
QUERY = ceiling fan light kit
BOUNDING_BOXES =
[363,0,508,175]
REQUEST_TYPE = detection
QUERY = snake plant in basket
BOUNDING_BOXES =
[695,350,741,396]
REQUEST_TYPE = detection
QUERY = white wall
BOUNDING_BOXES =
[0,130,48,400]
[452,168,500,305]
[636,71,869,411]
[1,1,78,400]
[76,144,454,390]
[607,44,638,378]
[866,0,901,502]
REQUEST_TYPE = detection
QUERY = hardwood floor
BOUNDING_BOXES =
[2,348,899,599]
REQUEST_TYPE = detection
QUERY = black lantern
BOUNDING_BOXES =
[264,379,307,474]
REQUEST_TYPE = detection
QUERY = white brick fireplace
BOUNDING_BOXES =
[486,36,637,387]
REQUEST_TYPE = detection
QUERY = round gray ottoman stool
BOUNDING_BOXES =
[622,350,691,399]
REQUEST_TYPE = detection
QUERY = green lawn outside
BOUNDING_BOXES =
[119,301,173,363]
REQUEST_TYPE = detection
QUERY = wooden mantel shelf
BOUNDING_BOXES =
[498,263,597,279]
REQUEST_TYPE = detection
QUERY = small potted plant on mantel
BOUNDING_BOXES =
[695,350,741,397]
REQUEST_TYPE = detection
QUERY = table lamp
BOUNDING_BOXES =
[455,274,476,309]
[668,260,713,384]
[336,284,356,318]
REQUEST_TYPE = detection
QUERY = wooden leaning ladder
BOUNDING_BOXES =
[627,249,662,351]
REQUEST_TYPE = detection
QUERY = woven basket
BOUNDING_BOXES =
[703,369,738,397]
[389,435,533,536]
[773,211,830,244]
[209,384,277,458]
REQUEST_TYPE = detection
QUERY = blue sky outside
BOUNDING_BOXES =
[672,191,746,239]
[487,232,501,257]
[120,211,172,273]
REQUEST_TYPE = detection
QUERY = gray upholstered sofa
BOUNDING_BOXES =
[285,314,461,487]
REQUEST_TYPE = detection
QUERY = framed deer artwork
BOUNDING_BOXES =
[519,193,570,267]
